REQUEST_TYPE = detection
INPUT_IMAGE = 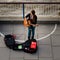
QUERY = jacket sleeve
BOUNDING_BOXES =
[25,13,30,18]
[35,16,37,24]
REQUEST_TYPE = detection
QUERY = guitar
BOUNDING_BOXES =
[24,18,31,27]
[24,18,39,27]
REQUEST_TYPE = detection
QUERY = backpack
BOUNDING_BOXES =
[4,34,15,49]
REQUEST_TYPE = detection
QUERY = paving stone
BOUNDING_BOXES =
[0,25,3,32]
[53,47,60,59]
[24,51,39,60]
[36,25,54,34]
[15,34,25,40]
[54,59,60,60]
[13,24,25,35]
[0,36,6,47]
[39,58,53,60]
[53,25,60,34]
[1,24,13,35]
[37,33,50,39]
[51,35,60,46]
[38,36,51,45]
[25,59,38,60]
[0,47,10,60]
[10,57,24,60]
[39,45,52,58]
[10,50,25,58]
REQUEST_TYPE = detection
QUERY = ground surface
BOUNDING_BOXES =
[0,24,60,60]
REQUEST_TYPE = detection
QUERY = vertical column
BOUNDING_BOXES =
[23,3,25,18]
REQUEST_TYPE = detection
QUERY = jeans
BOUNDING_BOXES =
[28,26,35,39]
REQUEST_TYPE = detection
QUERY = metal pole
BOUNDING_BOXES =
[23,4,25,18]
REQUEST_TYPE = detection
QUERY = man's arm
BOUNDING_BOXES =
[24,13,30,20]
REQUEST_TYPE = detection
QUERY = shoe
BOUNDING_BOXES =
[31,37,34,40]
[28,37,30,40]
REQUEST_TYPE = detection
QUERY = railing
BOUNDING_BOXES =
[0,0,60,2]
[0,2,60,20]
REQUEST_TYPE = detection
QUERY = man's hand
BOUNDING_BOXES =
[31,24,39,27]
[33,25,36,27]
[36,24,39,26]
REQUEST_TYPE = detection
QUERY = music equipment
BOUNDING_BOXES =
[4,34,38,54]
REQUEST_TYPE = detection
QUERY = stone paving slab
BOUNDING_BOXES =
[10,50,25,58]
[10,57,24,60]
[36,25,54,34]
[24,59,38,60]
[0,47,10,60]
[54,59,60,60]
[53,47,60,59]
[38,36,51,45]
[51,35,60,46]
[13,24,25,35]
[0,36,6,47]
[24,50,39,60]
[53,25,60,34]
[39,45,52,58]
[39,58,53,60]
[1,24,13,35]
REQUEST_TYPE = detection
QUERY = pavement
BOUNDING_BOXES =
[0,24,60,60]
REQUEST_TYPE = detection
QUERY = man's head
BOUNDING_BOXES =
[31,10,35,15]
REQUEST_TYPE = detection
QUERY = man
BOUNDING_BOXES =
[25,10,37,40]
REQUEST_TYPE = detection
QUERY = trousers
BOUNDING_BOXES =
[28,26,35,39]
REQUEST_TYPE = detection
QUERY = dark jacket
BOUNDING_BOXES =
[25,13,37,25]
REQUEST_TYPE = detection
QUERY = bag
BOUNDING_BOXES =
[4,34,38,53]
[23,39,38,53]
[4,34,15,49]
